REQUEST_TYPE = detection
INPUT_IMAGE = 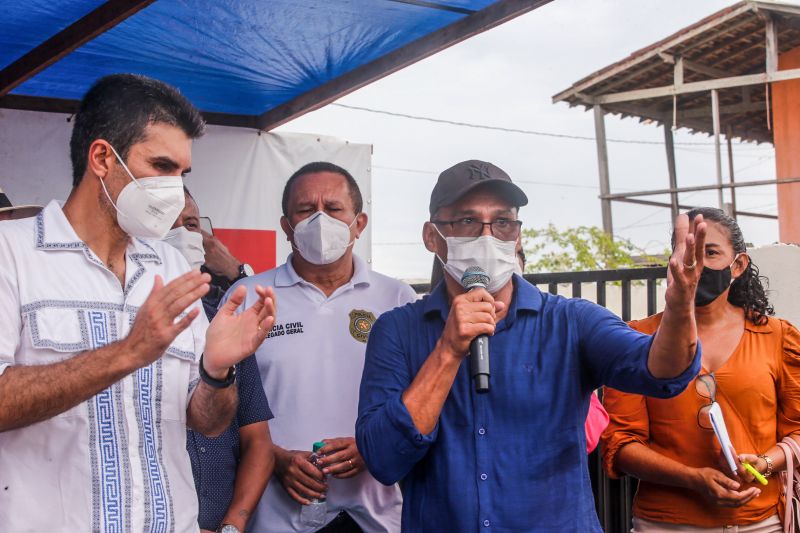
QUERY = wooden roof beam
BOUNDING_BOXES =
[553,3,755,103]
[601,100,770,143]
[0,0,155,97]
[675,16,758,59]
[659,53,731,79]
[766,14,779,74]
[592,67,800,105]
[674,100,766,119]
[750,1,800,19]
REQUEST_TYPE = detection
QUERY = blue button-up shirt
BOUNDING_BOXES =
[356,275,700,532]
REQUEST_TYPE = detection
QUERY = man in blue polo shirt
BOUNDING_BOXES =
[356,160,707,532]
[170,191,274,533]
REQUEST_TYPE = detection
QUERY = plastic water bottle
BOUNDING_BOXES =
[300,441,327,527]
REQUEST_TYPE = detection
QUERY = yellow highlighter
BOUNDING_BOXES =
[743,462,768,486]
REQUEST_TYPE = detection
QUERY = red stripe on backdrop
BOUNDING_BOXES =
[214,228,277,273]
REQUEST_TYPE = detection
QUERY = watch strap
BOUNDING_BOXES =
[199,355,236,389]
[233,263,254,282]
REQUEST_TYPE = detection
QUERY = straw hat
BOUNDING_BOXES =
[0,188,42,220]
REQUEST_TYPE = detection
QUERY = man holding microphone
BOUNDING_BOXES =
[356,160,707,532]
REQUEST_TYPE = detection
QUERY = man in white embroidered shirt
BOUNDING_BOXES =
[0,74,277,532]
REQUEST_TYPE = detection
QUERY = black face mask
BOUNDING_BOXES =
[695,265,733,307]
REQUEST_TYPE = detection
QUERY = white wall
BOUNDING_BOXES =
[749,244,800,326]
[0,108,373,266]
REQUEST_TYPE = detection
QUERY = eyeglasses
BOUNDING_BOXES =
[432,217,522,241]
[695,373,717,430]
[199,216,213,235]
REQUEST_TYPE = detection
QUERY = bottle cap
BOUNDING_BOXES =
[313,441,325,453]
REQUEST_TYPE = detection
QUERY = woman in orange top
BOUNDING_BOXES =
[602,207,800,532]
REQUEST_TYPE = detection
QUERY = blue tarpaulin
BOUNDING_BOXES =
[1,0,503,119]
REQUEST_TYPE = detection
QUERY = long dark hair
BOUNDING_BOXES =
[673,207,773,324]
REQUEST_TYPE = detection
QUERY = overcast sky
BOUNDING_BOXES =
[276,0,783,281]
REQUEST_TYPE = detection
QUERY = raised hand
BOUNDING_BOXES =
[203,284,277,378]
[665,213,707,310]
[124,271,210,367]
[200,229,240,281]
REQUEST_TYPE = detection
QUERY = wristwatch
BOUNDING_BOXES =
[234,263,254,282]
[199,355,236,389]
[218,524,239,533]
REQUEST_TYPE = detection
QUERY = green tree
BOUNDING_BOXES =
[522,224,668,273]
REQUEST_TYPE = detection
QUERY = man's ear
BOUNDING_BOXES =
[279,216,293,242]
[423,221,440,254]
[87,140,115,180]
[353,212,368,238]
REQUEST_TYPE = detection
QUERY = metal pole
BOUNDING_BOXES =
[602,176,800,199]
[711,89,724,209]
[593,105,613,236]
[663,124,679,219]
[726,126,737,219]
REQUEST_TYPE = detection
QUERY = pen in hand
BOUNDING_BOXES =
[742,462,768,486]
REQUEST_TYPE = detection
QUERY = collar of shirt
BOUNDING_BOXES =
[423,273,542,329]
[275,252,371,291]
[744,317,774,334]
[36,200,162,266]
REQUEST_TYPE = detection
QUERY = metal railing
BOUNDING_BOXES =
[412,266,668,532]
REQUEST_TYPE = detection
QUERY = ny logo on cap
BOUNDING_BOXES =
[467,162,493,181]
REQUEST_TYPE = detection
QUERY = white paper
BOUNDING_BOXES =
[708,402,738,475]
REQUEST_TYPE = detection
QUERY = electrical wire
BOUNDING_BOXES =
[373,164,617,191]
[332,103,746,147]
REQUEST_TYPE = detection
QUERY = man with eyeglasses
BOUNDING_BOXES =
[166,188,272,533]
[356,160,707,532]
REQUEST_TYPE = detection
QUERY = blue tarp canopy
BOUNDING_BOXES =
[0,0,548,129]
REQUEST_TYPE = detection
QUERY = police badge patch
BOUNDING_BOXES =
[349,309,376,343]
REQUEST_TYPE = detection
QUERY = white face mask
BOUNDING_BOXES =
[98,145,186,240]
[290,211,357,265]
[435,227,520,294]
[163,227,205,270]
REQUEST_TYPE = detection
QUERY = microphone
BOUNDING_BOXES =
[461,266,490,394]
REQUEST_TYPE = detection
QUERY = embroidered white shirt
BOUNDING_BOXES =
[0,201,207,532]
[229,254,417,533]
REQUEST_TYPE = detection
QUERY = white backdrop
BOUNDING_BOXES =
[0,108,373,269]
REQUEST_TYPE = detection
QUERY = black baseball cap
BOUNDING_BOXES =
[429,160,528,216]
[0,188,42,220]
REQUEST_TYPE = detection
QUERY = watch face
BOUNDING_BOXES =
[242,263,255,276]
[220,525,239,533]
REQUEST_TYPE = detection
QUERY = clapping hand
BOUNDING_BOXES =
[203,284,277,377]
